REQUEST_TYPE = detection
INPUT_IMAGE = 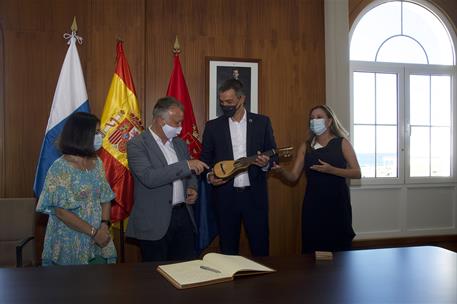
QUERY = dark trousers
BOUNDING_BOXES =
[138,205,197,262]
[217,187,269,256]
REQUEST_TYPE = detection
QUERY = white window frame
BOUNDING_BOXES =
[349,0,457,186]
[351,61,457,185]
[404,64,457,184]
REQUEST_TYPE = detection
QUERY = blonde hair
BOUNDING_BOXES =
[306,105,349,150]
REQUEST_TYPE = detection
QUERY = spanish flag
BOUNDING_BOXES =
[98,41,143,223]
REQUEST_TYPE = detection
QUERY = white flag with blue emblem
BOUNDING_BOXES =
[33,33,90,197]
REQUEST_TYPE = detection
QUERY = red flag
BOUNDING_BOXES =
[99,42,143,223]
[166,48,217,250]
[166,54,202,159]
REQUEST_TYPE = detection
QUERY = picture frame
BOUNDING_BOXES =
[206,57,261,120]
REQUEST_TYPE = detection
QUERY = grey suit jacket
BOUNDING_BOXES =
[126,130,197,241]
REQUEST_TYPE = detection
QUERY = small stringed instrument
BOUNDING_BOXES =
[213,146,294,180]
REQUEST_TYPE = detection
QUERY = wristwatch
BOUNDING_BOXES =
[101,219,112,228]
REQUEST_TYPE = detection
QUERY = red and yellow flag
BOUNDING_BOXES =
[166,53,201,159]
[99,41,143,223]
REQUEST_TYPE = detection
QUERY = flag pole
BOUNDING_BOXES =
[119,220,125,262]
[173,35,181,55]
[71,16,78,33]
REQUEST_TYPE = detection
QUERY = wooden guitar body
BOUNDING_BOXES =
[212,147,293,180]
[213,159,249,180]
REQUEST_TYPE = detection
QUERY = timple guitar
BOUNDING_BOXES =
[213,147,293,180]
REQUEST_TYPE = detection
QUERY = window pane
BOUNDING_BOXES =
[354,125,375,178]
[354,72,375,124]
[376,126,397,177]
[376,73,397,124]
[350,2,401,61]
[376,36,428,64]
[403,2,454,65]
[410,75,430,125]
[431,76,451,126]
[431,127,450,176]
[410,126,430,177]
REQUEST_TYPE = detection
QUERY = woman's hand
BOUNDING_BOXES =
[310,159,334,174]
[271,161,284,173]
[93,228,111,248]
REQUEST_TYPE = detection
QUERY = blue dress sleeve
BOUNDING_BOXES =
[97,158,116,204]
[36,159,82,214]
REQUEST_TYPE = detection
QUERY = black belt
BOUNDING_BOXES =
[234,186,251,192]
[172,202,187,209]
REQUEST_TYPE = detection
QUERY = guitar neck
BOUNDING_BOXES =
[237,149,276,166]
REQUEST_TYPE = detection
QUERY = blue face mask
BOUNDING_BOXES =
[93,133,103,151]
[310,118,327,136]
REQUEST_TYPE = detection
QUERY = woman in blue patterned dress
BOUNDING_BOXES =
[273,105,361,253]
[36,112,117,266]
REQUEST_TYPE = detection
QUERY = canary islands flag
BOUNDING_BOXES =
[33,33,90,197]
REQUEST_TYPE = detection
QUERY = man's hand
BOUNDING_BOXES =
[188,159,209,175]
[208,171,227,186]
[253,151,270,167]
[186,187,198,204]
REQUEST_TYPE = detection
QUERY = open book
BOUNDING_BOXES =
[157,253,275,289]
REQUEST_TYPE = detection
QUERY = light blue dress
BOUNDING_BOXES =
[36,156,117,266]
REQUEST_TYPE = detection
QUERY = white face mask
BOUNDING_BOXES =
[310,118,327,136]
[93,133,103,151]
[162,123,182,140]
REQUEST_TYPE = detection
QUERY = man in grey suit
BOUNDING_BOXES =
[126,97,208,262]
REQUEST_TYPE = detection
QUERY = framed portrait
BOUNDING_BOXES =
[206,57,261,120]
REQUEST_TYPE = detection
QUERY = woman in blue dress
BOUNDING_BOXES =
[36,112,117,265]
[274,105,361,253]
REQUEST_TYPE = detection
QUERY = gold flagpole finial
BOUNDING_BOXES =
[71,16,78,33]
[173,36,181,54]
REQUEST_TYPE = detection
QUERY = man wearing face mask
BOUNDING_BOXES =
[126,97,209,262]
[200,79,278,256]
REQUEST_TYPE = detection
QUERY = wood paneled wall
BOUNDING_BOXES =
[0,22,4,196]
[0,0,324,257]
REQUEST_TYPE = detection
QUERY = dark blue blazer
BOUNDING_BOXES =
[200,111,277,202]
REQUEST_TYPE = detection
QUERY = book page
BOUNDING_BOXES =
[157,260,231,288]
[203,253,275,276]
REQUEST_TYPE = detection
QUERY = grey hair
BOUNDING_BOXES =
[152,96,184,119]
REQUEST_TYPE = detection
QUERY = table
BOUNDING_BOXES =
[0,246,455,303]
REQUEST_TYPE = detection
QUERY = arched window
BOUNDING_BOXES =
[350,0,456,183]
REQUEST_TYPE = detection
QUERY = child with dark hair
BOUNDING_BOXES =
[36,112,117,265]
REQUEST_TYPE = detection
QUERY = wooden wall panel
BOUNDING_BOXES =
[0,0,89,197]
[0,23,4,196]
[86,0,146,116]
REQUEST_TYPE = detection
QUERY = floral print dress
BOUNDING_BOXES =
[36,156,117,266]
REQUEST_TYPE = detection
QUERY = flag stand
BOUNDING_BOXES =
[119,220,125,262]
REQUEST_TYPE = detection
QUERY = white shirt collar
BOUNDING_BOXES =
[149,126,171,146]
